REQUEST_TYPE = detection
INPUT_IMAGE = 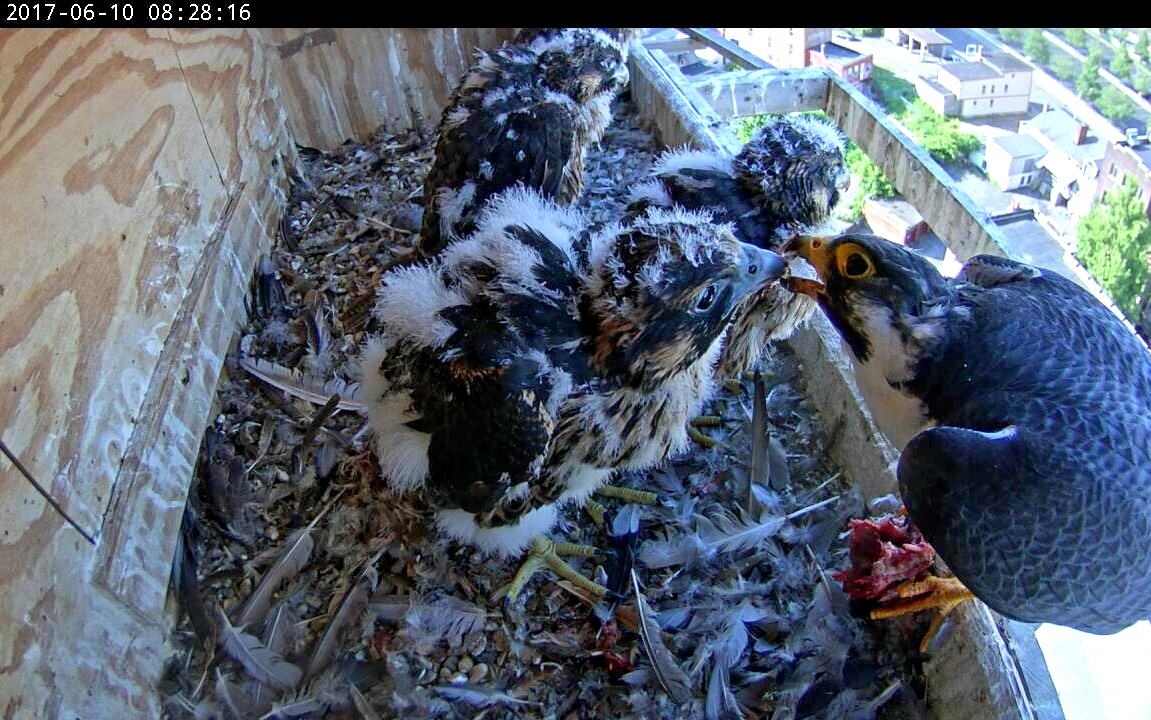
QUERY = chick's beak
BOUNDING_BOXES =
[782,235,832,297]
[734,243,786,297]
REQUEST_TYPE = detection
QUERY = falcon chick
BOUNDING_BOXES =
[628,114,850,380]
[789,233,1151,634]
[416,28,633,259]
[360,188,786,598]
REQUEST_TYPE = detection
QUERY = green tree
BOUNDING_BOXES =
[900,100,982,164]
[1052,54,1079,81]
[1111,46,1132,79]
[1077,49,1103,102]
[851,28,883,38]
[1076,177,1151,321]
[1024,29,1050,64]
[1137,29,1150,61]
[1133,65,1151,95]
[1000,28,1023,44]
[1098,86,1137,124]
[1065,27,1087,49]
[843,144,896,220]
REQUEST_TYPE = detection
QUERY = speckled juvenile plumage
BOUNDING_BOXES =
[360,188,785,556]
[628,114,850,378]
[417,29,633,259]
[792,234,1151,634]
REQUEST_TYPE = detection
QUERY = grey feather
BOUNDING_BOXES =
[259,695,323,719]
[215,669,266,720]
[219,609,303,690]
[302,549,383,682]
[431,684,539,708]
[632,570,693,703]
[349,682,383,720]
[237,495,339,628]
[239,356,366,413]
[374,595,488,652]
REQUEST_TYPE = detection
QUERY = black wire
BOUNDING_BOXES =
[0,436,96,545]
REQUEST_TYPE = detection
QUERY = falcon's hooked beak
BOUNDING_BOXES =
[783,235,831,297]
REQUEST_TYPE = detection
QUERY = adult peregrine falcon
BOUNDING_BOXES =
[789,233,1151,634]
[628,114,850,380]
[359,188,786,598]
[416,28,633,259]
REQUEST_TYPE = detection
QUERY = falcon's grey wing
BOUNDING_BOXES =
[900,423,1151,634]
[956,254,1043,287]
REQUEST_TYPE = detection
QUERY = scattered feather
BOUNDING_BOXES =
[259,695,324,719]
[374,595,488,653]
[239,356,366,413]
[632,570,693,703]
[236,492,342,628]
[349,682,383,720]
[215,669,265,719]
[219,609,303,690]
[303,549,383,681]
[432,684,540,708]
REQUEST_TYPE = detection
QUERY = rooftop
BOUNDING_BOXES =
[898,27,952,45]
[941,61,1002,82]
[812,41,868,63]
[989,133,1046,159]
[917,76,954,97]
[982,51,1031,74]
[1023,108,1106,164]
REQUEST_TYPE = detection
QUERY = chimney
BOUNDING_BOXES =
[1075,123,1089,145]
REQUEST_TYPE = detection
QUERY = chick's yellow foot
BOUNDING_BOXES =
[503,536,607,601]
[870,575,975,653]
[595,485,660,505]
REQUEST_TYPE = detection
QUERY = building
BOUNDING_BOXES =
[883,28,952,58]
[809,41,874,87]
[1020,108,1107,218]
[985,133,1046,190]
[925,51,1032,118]
[862,196,928,245]
[750,27,832,68]
[1096,130,1151,217]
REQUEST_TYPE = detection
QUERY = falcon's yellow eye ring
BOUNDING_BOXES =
[835,243,875,280]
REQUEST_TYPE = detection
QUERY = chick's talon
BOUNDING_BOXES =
[595,485,660,505]
[503,536,607,602]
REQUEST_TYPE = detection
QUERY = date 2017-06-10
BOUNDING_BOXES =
[4,2,251,22]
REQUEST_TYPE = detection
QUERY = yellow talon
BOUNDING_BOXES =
[688,425,719,448]
[503,536,608,601]
[869,575,976,653]
[595,485,660,505]
[584,498,607,525]
[691,415,723,428]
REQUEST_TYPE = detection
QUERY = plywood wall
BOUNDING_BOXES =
[0,27,513,717]
[260,28,517,148]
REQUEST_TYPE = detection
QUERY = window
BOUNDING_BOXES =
[1109,164,1119,178]
[1004,83,1009,93]
[990,99,995,107]
[982,84,986,94]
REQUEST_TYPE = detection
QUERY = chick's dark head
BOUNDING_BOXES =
[736,114,850,232]
[787,233,953,364]
[534,29,631,104]
[588,208,785,389]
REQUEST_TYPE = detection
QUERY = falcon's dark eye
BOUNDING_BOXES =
[694,284,719,312]
[843,252,873,279]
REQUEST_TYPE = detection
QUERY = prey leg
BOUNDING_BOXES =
[870,575,975,653]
